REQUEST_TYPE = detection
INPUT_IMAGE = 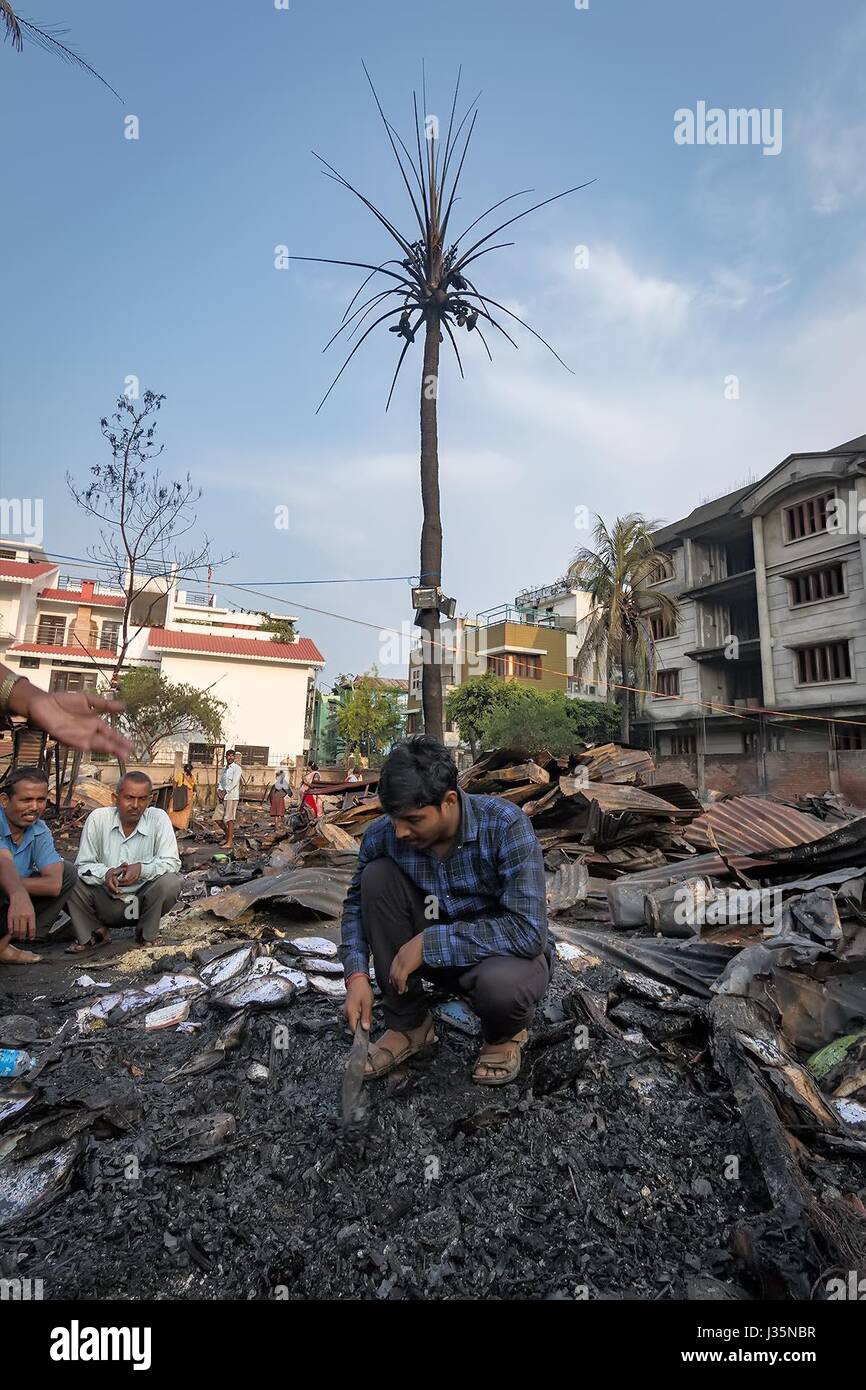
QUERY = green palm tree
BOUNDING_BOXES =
[566,514,679,742]
[2,2,120,97]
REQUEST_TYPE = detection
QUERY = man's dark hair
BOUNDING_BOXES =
[378,736,457,814]
[2,765,50,798]
[116,770,152,793]
[226,749,236,757]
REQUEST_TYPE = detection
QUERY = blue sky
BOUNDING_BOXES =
[2,0,865,682]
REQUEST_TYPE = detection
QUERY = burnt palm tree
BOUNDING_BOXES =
[567,514,679,742]
[2,2,121,98]
[294,66,592,740]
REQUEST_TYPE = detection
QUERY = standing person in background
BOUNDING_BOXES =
[269,766,290,830]
[216,750,244,851]
[168,762,197,832]
[298,766,321,824]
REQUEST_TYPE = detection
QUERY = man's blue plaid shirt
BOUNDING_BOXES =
[339,789,548,978]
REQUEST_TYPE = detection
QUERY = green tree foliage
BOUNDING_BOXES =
[336,673,403,759]
[445,671,518,756]
[480,688,619,757]
[116,669,227,761]
[567,513,679,741]
[256,612,297,643]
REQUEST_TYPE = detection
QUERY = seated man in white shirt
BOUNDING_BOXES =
[66,771,182,952]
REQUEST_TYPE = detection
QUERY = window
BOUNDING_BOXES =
[36,615,67,646]
[188,743,223,765]
[783,491,835,542]
[101,621,122,652]
[0,547,16,560]
[487,653,541,679]
[788,564,845,607]
[670,734,695,755]
[19,657,40,669]
[648,554,675,584]
[837,727,865,751]
[795,642,852,684]
[742,729,786,754]
[655,670,680,698]
[234,744,269,764]
[409,665,422,695]
[649,609,677,641]
[50,671,98,693]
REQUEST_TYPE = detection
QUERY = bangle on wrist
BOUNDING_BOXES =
[0,674,25,717]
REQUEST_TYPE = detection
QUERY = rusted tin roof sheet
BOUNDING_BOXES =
[685,797,829,855]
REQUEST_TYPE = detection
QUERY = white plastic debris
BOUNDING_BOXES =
[250,958,308,991]
[200,947,253,987]
[144,1000,191,1031]
[301,957,343,976]
[288,936,338,959]
[246,1063,269,1083]
[308,975,346,999]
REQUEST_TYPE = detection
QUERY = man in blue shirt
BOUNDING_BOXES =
[0,765,78,965]
[341,736,550,1086]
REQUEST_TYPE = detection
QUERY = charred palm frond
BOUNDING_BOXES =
[2,3,121,99]
[293,64,593,411]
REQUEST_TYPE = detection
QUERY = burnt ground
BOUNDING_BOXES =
[2,900,837,1304]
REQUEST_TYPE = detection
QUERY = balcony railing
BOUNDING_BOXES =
[476,603,568,630]
[514,577,570,608]
[180,591,216,608]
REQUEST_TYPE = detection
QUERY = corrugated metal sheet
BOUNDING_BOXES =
[573,783,682,816]
[210,867,354,921]
[685,797,829,855]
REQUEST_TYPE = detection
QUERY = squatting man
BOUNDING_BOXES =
[66,771,182,952]
[341,735,550,1086]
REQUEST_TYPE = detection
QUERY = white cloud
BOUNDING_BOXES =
[575,244,694,333]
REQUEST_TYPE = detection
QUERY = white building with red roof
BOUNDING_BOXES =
[0,539,325,768]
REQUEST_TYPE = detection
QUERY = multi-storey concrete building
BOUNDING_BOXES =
[405,582,609,741]
[635,433,866,798]
[0,540,324,768]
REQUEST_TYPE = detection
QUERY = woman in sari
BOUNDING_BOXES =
[168,762,197,831]
[269,767,290,829]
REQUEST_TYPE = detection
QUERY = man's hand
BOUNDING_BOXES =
[116,862,141,887]
[8,887,36,941]
[389,933,425,995]
[16,683,133,759]
[104,867,125,897]
[344,974,374,1031]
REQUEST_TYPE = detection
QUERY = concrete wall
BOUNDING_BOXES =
[481,622,568,692]
[642,588,702,721]
[157,652,312,767]
[653,749,866,802]
[752,468,866,710]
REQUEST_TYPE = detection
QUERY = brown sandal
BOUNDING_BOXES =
[364,1018,437,1081]
[472,1030,528,1087]
[65,928,110,955]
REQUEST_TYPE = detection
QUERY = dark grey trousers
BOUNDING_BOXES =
[0,860,78,945]
[360,856,550,1043]
[67,873,183,945]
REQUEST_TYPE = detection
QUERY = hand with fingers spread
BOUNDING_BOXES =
[3,669,133,758]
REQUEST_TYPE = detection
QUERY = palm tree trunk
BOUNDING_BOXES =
[419,310,444,741]
[619,639,630,743]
